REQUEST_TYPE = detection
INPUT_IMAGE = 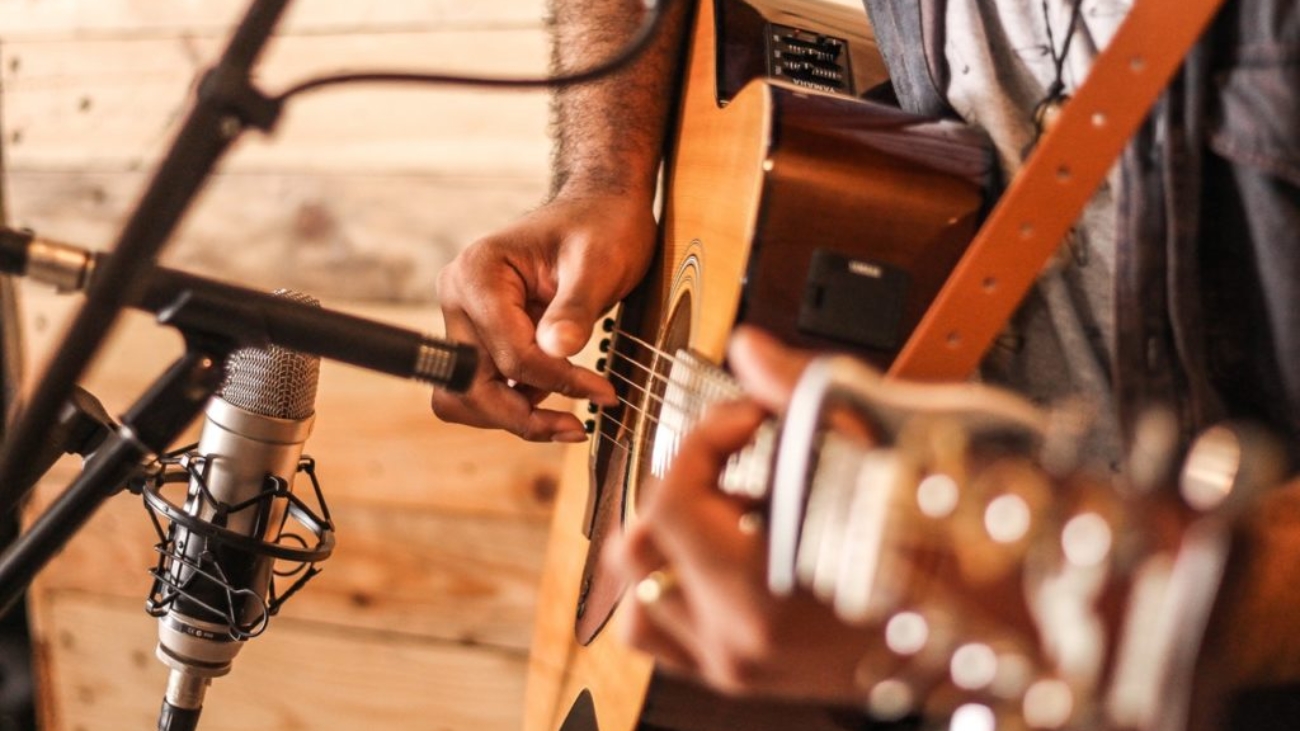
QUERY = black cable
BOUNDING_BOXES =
[274,0,672,102]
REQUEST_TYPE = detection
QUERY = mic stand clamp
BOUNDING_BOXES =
[195,57,282,138]
[12,385,118,500]
[0,333,234,617]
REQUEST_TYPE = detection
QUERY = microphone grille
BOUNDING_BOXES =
[219,290,321,420]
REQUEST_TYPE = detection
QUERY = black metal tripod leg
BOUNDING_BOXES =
[0,349,227,617]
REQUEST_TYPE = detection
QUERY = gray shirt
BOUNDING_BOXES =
[943,0,1131,468]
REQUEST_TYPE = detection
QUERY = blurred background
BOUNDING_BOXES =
[0,1,567,729]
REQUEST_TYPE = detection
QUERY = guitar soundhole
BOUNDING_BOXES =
[557,690,597,731]
[571,286,695,645]
[626,291,693,519]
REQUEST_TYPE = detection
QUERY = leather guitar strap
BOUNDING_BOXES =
[885,0,1229,382]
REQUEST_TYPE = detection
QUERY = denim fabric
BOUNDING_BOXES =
[1188,0,1300,457]
[861,0,952,117]
[1117,0,1300,460]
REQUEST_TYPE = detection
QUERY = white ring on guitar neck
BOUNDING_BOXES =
[767,356,850,595]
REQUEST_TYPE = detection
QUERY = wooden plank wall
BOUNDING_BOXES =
[0,0,553,301]
[0,2,566,730]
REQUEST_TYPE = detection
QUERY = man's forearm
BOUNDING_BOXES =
[548,0,692,200]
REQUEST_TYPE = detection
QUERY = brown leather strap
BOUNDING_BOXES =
[888,0,1227,382]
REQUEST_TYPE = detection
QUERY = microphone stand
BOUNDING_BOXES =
[0,0,293,522]
[0,332,235,616]
[0,0,295,621]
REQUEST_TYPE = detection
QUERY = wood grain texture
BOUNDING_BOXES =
[20,287,565,520]
[522,444,655,731]
[3,1,563,729]
[36,594,527,731]
[25,480,550,650]
[0,0,548,37]
[0,31,552,178]
[0,1,554,305]
[19,285,563,728]
[7,171,548,304]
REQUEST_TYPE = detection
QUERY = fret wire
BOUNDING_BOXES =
[595,418,916,617]
[595,422,897,509]
[597,339,905,594]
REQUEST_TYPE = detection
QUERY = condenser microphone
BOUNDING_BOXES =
[148,291,330,731]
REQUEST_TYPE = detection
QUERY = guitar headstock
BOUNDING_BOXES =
[765,355,1288,730]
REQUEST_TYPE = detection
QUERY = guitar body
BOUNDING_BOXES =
[524,2,992,730]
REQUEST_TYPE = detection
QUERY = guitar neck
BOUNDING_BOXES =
[654,347,800,503]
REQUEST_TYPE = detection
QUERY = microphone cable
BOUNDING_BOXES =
[275,0,679,101]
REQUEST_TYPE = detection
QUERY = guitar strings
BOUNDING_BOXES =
[599,372,708,451]
[610,325,744,396]
[585,333,940,610]
[604,343,741,408]
[579,325,751,461]
[588,326,747,448]
[608,327,679,364]
[592,367,706,454]
[602,359,723,438]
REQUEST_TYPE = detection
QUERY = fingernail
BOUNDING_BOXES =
[554,430,589,443]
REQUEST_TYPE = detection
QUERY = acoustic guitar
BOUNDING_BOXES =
[522,0,994,729]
